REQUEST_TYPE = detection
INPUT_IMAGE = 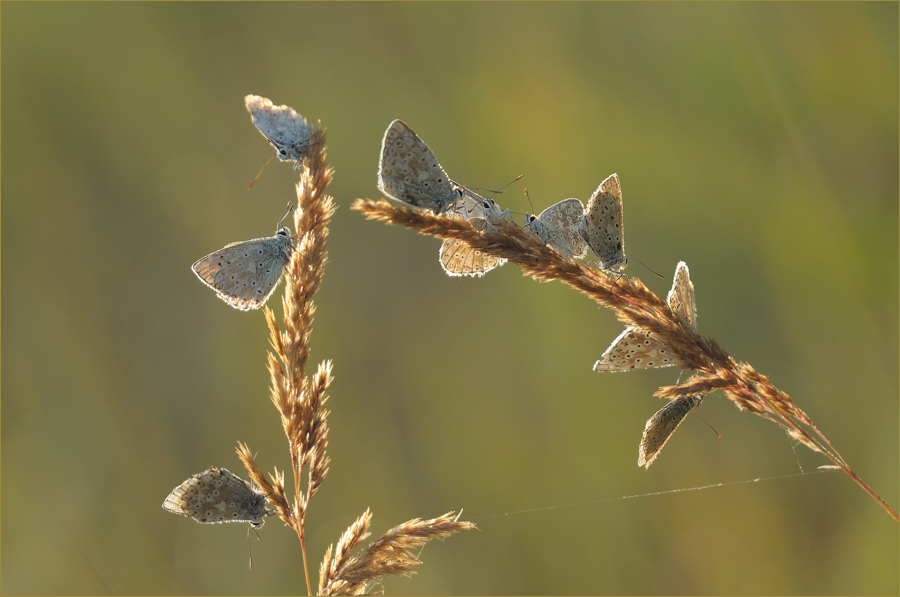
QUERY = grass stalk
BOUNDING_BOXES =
[236,128,474,595]
[352,198,897,522]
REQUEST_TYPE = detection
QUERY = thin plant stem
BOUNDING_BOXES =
[240,127,476,595]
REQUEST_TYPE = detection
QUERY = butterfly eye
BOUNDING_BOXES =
[278,148,288,157]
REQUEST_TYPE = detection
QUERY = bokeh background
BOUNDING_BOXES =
[2,2,897,595]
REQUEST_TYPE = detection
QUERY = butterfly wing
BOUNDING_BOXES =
[378,120,463,213]
[593,327,680,372]
[638,394,704,468]
[666,261,698,333]
[192,229,292,311]
[533,198,588,259]
[581,173,627,272]
[439,235,506,277]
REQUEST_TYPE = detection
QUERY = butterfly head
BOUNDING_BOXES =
[434,185,465,214]
[612,256,629,271]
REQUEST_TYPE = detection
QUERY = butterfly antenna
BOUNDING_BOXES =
[513,188,540,228]
[277,202,295,228]
[693,408,721,438]
[524,188,536,214]
[634,257,665,279]
[248,155,276,190]
[472,174,524,199]
[493,173,524,196]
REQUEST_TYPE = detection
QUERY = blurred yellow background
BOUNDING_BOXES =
[2,2,897,594]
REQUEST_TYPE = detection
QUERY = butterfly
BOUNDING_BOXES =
[192,225,292,311]
[593,261,697,372]
[580,173,627,273]
[638,393,705,468]
[245,95,313,171]
[524,198,589,259]
[163,467,272,528]
[377,119,464,214]
[439,189,511,277]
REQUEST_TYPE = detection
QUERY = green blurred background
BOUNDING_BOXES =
[2,2,897,595]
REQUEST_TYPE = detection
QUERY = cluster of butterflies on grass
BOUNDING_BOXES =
[166,97,711,533]
[377,116,709,470]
